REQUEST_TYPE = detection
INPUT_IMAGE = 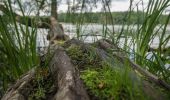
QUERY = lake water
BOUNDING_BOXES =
[37,24,170,49]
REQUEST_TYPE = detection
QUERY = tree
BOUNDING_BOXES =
[0,0,113,27]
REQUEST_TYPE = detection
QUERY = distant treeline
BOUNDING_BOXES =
[58,11,168,24]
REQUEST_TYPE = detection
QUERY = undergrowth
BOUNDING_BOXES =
[28,68,56,100]
[66,44,102,69]
[66,44,148,100]
[81,62,148,100]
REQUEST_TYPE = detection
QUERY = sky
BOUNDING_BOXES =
[58,0,149,12]
[1,0,170,16]
[57,0,170,14]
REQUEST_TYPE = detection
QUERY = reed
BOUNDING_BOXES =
[111,0,170,83]
[0,0,38,92]
[63,0,170,83]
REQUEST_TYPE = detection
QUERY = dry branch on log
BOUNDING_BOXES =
[97,39,170,91]
[115,54,170,90]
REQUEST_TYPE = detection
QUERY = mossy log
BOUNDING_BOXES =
[49,47,89,100]
[2,39,170,100]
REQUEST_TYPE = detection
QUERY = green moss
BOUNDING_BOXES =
[65,44,149,99]
[66,44,101,69]
[66,44,84,60]
[31,87,46,100]
[81,61,148,100]
[28,68,55,100]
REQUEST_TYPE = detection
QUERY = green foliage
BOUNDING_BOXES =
[0,0,39,96]
[29,68,54,100]
[31,87,46,100]
[66,44,148,99]
[66,44,84,60]
[0,0,170,99]
[58,11,168,24]
[131,0,170,83]
[104,0,170,84]
[81,61,147,100]
[66,44,101,69]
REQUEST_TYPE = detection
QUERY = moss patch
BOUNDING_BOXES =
[28,68,57,100]
[81,62,147,100]
[66,44,102,69]
[66,44,149,100]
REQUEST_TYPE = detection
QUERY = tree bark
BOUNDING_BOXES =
[1,68,36,100]
[49,46,89,100]
[97,39,170,91]
[51,0,58,19]
[2,39,169,100]
[2,44,90,100]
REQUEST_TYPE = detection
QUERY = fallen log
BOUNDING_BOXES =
[115,54,170,90]
[64,38,109,61]
[2,39,169,100]
[2,44,89,100]
[2,68,36,100]
[49,47,89,100]
[96,39,170,91]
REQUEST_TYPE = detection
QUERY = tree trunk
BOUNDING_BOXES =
[51,0,57,19]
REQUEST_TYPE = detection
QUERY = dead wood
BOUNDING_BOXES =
[2,39,169,100]
[97,39,170,91]
[116,55,170,90]
[2,68,36,100]
[49,46,89,100]
[64,38,109,61]
[2,45,89,100]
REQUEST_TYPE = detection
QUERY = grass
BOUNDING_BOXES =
[28,68,54,100]
[0,0,39,94]
[129,0,170,83]
[81,62,147,100]
[0,0,170,99]
[66,44,148,100]
[64,0,170,94]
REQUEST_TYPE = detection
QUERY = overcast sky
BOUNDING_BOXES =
[3,0,169,16]
[58,0,150,12]
[57,0,170,14]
